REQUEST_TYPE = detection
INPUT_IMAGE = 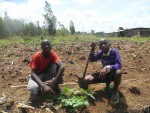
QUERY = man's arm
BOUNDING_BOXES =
[105,49,122,72]
[51,61,65,88]
[90,51,101,62]
[30,70,45,87]
[99,50,121,79]
[89,42,101,62]
[31,70,54,93]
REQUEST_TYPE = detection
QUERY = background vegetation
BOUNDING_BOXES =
[0,35,149,47]
[0,1,105,39]
[0,1,149,46]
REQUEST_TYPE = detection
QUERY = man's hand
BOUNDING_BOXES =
[99,67,107,80]
[42,84,55,93]
[90,42,97,51]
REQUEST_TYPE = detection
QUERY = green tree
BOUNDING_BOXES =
[118,27,123,31]
[69,20,75,35]
[4,11,12,36]
[57,22,69,36]
[0,17,7,38]
[43,1,57,36]
[36,21,42,35]
[94,31,105,36]
[11,19,25,36]
[1,12,43,37]
[91,30,95,35]
[23,22,38,36]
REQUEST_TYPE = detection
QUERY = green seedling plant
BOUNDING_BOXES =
[59,87,95,113]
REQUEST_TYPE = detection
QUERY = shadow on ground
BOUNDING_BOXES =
[90,89,128,113]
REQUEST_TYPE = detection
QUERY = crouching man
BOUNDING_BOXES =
[27,39,65,103]
[78,38,122,104]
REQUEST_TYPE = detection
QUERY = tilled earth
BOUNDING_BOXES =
[0,40,150,113]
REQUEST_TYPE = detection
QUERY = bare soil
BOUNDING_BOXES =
[0,40,150,113]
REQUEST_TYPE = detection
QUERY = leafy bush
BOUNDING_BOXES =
[59,87,95,113]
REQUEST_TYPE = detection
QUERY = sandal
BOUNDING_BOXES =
[111,92,119,104]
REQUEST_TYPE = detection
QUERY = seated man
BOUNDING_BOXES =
[78,38,122,104]
[27,39,65,103]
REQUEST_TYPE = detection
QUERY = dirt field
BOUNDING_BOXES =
[0,40,150,113]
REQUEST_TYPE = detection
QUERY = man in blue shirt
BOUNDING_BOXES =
[78,38,122,104]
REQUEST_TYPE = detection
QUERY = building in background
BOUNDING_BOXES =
[105,27,150,37]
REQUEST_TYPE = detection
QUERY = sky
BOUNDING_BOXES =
[0,0,150,33]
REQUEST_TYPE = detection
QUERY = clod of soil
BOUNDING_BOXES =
[129,86,141,95]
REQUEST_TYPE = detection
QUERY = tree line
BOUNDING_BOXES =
[0,1,105,39]
[0,1,76,38]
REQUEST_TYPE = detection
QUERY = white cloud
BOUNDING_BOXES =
[73,0,94,5]
[0,0,45,23]
[56,8,103,32]
[47,0,61,5]
[0,0,150,33]
[140,5,150,10]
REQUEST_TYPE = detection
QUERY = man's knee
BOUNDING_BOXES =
[115,69,122,79]
[85,75,94,81]
[27,75,40,94]
[28,85,39,95]
[49,64,57,76]
[116,69,122,75]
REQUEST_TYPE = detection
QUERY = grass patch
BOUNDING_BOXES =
[23,36,41,44]
[0,36,24,47]
[107,37,150,43]
[0,35,149,46]
[21,35,101,46]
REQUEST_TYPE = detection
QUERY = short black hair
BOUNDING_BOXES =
[99,38,111,45]
[41,39,52,47]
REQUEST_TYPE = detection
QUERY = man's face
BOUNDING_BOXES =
[41,41,51,54]
[98,40,110,52]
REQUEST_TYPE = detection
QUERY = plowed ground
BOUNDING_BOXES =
[0,40,150,113]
